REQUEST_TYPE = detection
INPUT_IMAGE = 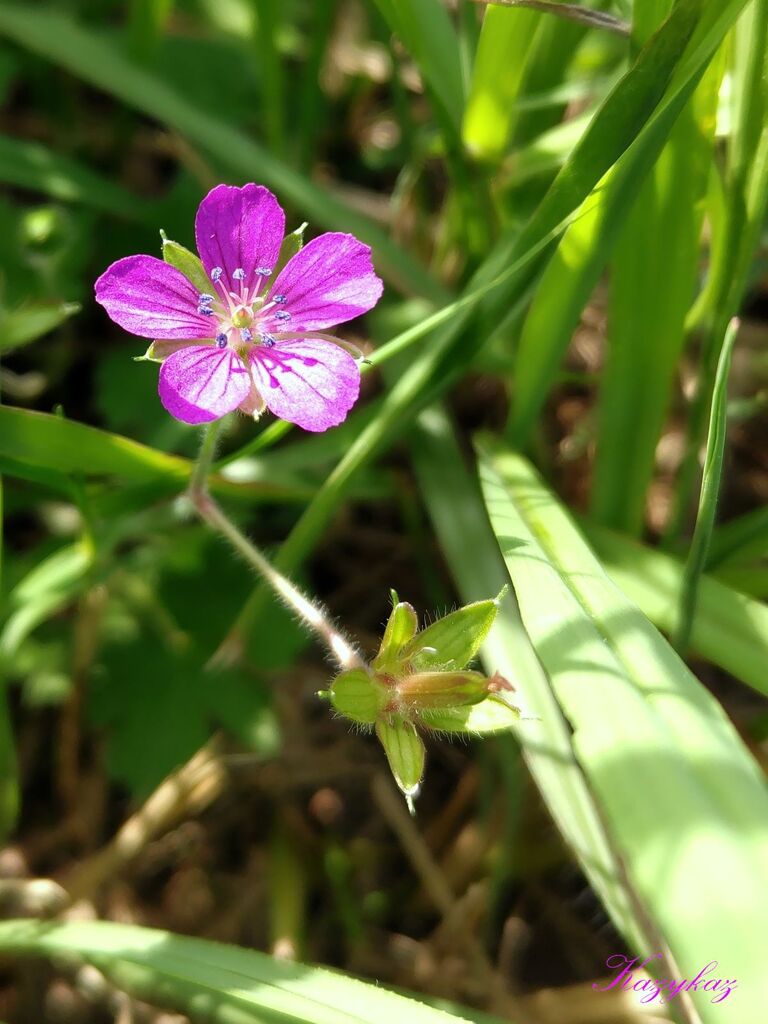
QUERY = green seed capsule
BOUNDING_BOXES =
[395,670,491,710]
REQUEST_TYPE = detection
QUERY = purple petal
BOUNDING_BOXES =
[159,345,251,425]
[250,338,361,432]
[195,184,285,297]
[264,233,383,332]
[95,255,214,340]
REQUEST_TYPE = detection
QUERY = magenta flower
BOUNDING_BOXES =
[95,184,383,431]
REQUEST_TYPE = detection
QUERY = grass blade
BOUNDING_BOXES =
[674,318,738,650]
[585,521,768,699]
[477,440,768,1023]
[591,5,723,534]
[0,920,483,1024]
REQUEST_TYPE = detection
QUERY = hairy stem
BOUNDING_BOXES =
[189,422,365,673]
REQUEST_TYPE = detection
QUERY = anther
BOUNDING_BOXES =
[273,294,287,303]
[198,305,215,315]
[198,293,214,305]
[256,266,273,277]
[240,328,253,342]
[274,310,291,321]
[216,333,228,348]
[260,333,276,348]
[233,268,245,281]
[211,267,223,282]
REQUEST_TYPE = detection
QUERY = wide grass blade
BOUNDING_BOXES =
[409,406,644,948]
[584,521,768,698]
[591,2,723,534]
[507,0,749,446]
[477,440,768,1023]
[0,4,446,303]
[0,920,485,1024]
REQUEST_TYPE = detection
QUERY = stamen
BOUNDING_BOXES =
[274,310,291,322]
[240,328,253,342]
[211,267,223,282]
[259,333,276,348]
[273,294,287,304]
[198,293,214,305]
[216,333,228,348]
[198,305,215,316]
[255,266,273,277]
[233,268,246,281]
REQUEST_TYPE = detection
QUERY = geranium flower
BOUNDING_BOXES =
[95,184,383,431]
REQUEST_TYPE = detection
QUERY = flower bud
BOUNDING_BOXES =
[395,670,491,711]
[375,715,425,808]
[326,670,388,726]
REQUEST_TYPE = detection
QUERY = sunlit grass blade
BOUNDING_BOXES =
[409,406,644,947]
[477,440,768,1023]
[0,920,485,1024]
[0,4,447,304]
[462,4,541,159]
[507,0,749,447]
[674,317,738,650]
[0,300,80,354]
[667,0,768,540]
[584,521,768,698]
[0,476,19,842]
[591,6,723,535]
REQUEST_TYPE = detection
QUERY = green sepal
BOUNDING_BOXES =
[138,338,202,364]
[419,695,521,735]
[327,669,388,726]
[403,589,507,671]
[160,230,212,295]
[375,715,425,802]
[265,222,307,292]
[372,593,418,673]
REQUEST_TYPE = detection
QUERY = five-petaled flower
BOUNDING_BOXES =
[95,184,383,431]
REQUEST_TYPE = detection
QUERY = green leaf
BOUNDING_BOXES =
[0,300,80,354]
[478,439,768,1023]
[0,920,478,1024]
[0,4,447,304]
[160,231,212,294]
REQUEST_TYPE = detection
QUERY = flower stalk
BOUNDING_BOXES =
[187,421,365,673]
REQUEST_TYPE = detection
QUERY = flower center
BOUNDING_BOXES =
[232,306,253,329]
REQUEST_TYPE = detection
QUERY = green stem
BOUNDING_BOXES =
[188,422,365,673]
